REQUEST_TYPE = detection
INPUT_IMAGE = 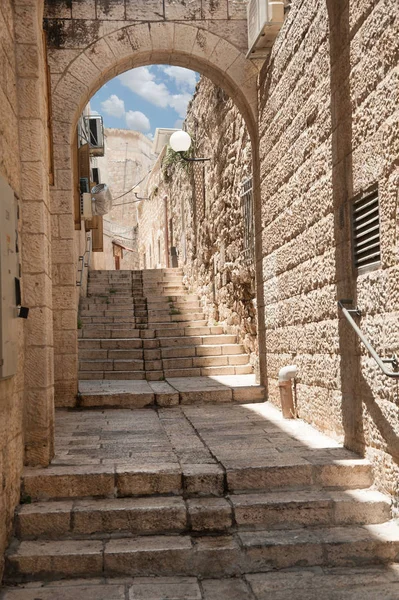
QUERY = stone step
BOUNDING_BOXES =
[158,334,238,346]
[78,349,247,363]
[80,317,137,324]
[78,371,149,381]
[161,355,251,369]
[15,489,391,540]
[161,344,245,358]
[163,365,253,378]
[79,359,148,372]
[147,308,204,317]
[21,459,373,502]
[77,377,264,408]
[5,521,399,582]
[79,349,144,360]
[148,295,199,304]
[78,365,252,379]
[79,322,216,335]
[80,310,136,316]
[78,335,238,348]
[153,314,206,323]
[3,568,399,600]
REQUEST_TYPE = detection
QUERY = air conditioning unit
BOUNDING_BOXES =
[85,115,105,157]
[80,192,93,219]
[247,0,285,58]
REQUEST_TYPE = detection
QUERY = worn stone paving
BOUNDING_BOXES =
[78,374,264,408]
[2,566,399,599]
[3,402,399,598]
[52,401,352,469]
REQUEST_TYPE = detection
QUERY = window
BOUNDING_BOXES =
[352,186,381,272]
[240,177,255,263]
[92,168,100,185]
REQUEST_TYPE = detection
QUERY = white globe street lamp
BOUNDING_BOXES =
[169,130,210,162]
[169,130,192,153]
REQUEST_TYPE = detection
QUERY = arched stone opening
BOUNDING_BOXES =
[48,22,265,420]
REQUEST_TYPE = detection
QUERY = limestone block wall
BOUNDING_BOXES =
[259,0,399,504]
[0,0,53,579]
[91,128,155,271]
[0,0,24,580]
[137,148,169,270]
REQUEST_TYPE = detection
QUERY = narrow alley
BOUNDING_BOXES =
[0,0,398,597]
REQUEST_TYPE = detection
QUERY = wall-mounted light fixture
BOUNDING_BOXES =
[169,130,210,162]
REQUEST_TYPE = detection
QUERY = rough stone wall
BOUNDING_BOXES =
[138,78,257,363]
[137,148,169,270]
[259,0,399,504]
[0,0,24,580]
[183,78,257,363]
[0,0,54,579]
[91,128,155,271]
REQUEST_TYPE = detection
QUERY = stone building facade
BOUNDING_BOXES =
[91,128,156,270]
[0,0,398,580]
[138,77,258,365]
[259,0,399,502]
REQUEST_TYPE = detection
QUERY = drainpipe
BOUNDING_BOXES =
[278,365,297,419]
[163,195,170,268]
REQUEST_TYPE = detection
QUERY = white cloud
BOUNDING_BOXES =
[169,93,193,118]
[101,94,125,118]
[119,66,196,119]
[146,132,154,140]
[161,66,197,91]
[174,118,183,129]
[125,110,151,132]
[119,68,170,108]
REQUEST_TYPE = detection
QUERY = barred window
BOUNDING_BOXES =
[240,177,255,263]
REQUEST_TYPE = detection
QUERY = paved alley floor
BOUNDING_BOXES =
[3,402,399,599]
[51,401,356,470]
[2,565,399,599]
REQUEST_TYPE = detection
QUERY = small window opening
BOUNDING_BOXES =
[352,186,381,272]
[92,168,100,185]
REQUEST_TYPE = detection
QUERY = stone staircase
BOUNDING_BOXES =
[78,268,254,382]
[2,269,398,597]
[2,403,399,598]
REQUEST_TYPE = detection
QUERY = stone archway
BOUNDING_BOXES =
[47,20,264,410]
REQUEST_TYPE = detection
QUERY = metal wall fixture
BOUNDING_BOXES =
[76,234,92,287]
[338,300,399,378]
[169,130,210,162]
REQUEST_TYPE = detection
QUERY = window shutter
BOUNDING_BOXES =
[91,215,104,252]
[352,188,381,271]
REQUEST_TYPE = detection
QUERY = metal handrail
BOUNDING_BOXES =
[338,299,399,378]
[76,234,92,287]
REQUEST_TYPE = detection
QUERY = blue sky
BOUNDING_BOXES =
[90,65,199,138]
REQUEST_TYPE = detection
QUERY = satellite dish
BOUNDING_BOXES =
[91,183,112,216]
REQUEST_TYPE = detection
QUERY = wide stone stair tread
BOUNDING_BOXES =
[5,522,399,582]
[21,458,374,502]
[2,567,399,599]
[15,488,392,540]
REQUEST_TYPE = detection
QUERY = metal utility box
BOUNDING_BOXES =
[0,175,19,379]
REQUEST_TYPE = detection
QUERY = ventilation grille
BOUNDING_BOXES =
[352,189,381,270]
